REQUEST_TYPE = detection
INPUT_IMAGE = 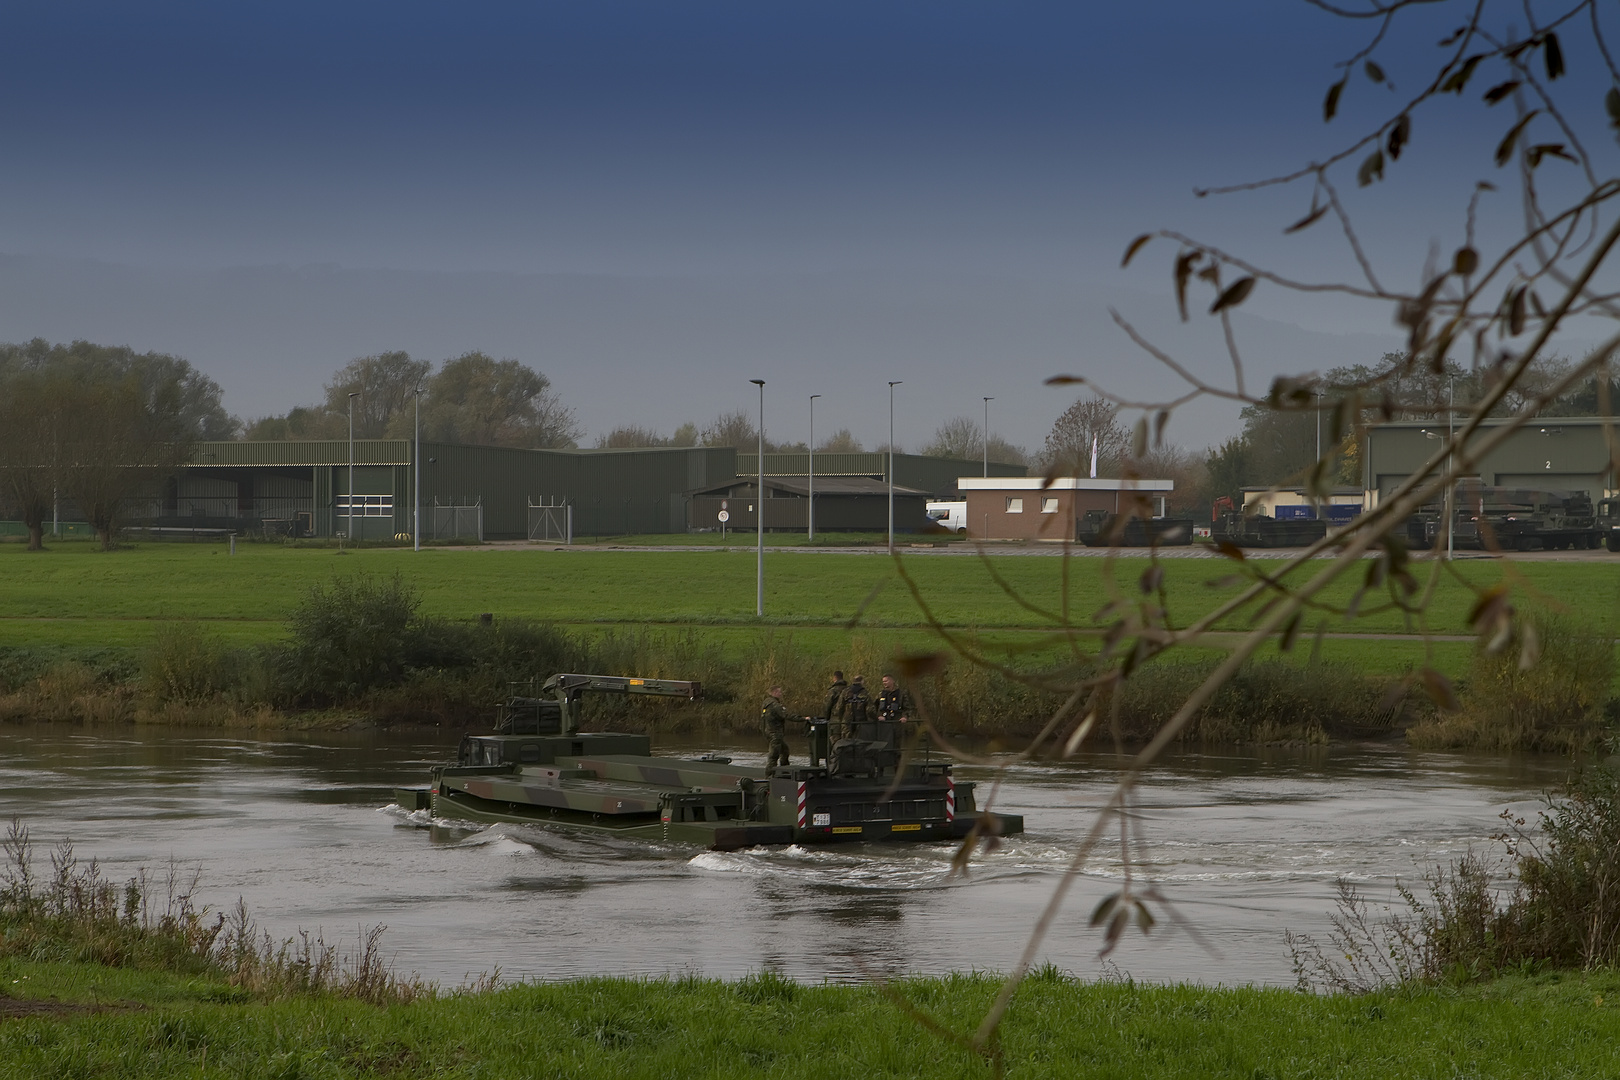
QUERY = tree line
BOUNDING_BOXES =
[593,409,1026,462]
[243,350,580,449]
[11,334,1600,548]
[0,339,233,550]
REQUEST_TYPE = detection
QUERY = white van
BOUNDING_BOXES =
[926,500,968,534]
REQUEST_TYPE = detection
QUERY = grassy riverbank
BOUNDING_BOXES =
[0,539,1614,748]
[3,956,1620,1078]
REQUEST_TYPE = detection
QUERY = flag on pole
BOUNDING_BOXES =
[1089,435,1099,479]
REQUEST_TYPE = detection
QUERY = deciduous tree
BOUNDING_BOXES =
[418,351,581,449]
[1039,395,1128,475]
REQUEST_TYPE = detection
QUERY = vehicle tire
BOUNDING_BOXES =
[1609,534,1620,553]
[957,527,967,535]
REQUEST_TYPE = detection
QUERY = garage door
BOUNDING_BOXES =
[1492,473,1604,501]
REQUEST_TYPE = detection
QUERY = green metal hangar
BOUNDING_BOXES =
[1364,418,1618,508]
[687,451,1026,533]
[152,443,1015,540]
[162,441,736,540]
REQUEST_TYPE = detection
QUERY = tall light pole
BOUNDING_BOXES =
[983,396,993,478]
[808,393,821,542]
[347,391,359,542]
[413,386,423,552]
[1315,390,1322,462]
[751,379,765,617]
[1446,375,1457,561]
[888,381,901,554]
[1315,389,1323,522]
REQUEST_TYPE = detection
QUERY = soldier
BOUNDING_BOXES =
[842,674,870,740]
[760,684,793,771]
[877,673,917,725]
[823,670,849,740]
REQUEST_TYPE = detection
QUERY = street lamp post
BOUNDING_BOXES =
[888,381,901,554]
[1422,420,1457,560]
[751,379,765,617]
[1316,389,1324,522]
[1446,375,1457,561]
[982,396,993,478]
[347,391,359,542]
[413,386,423,552]
[808,394,821,542]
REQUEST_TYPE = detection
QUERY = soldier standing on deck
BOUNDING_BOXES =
[822,670,849,742]
[877,673,917,725]
[761,684,793,771]
[842,675,870,739]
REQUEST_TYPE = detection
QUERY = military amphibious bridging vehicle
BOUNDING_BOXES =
[394,673,1023,851]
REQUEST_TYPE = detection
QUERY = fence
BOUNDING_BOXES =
[527,498,573,543]
[433,499,483,542]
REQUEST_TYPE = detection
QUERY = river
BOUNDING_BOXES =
[0,726,1573,988]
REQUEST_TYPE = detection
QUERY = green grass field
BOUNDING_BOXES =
[1,538,1613,673]
[4,956,1620,1079]
[3,539,1614,633]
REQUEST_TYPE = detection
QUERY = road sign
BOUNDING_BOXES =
[717,510,730,523]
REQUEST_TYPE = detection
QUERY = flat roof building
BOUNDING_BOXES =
[957,476,1175,541]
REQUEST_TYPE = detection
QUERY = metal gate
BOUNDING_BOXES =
[527,498,572,543]
[432,498,483,542]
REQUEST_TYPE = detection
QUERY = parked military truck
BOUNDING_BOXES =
[1424,486,1601,551]
[1211,510,1328,548]
[395,673,1022,850]
[1075,510,1193,547]
[1600,496,1620,552]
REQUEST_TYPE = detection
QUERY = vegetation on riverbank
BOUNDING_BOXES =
[0,540,1614,749]
[1293,764,1620,993]
[0,568,1423,743]
[5,949,1620,1077]
[7,775,1620,1078]
[1407,615,1617,754]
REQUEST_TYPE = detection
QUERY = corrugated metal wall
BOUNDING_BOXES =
[149,440,992,539]
[1366,420,1618,506]
[691,493,928,531]
[736,452,1024,497]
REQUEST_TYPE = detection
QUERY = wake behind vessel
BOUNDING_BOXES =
[394,673,1023,850]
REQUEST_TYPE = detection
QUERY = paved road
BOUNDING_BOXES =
[453,540,1620,562]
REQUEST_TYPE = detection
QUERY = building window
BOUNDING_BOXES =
[1005,497,1023,513]
[1040,497,1059,514]
[336,495,393,517]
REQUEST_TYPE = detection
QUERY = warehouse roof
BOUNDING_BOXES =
[688,476,927,497]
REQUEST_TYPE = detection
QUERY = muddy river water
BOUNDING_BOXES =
[0,727,1574,987]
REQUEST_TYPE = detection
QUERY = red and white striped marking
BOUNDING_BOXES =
[796,782,807,828]
[944,777,956,822]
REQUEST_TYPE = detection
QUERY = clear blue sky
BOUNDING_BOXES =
[0,1,1595,448]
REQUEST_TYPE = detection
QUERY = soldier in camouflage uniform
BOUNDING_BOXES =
[822,670,849,743]
[841,675,870,740]
[761,684,793,771]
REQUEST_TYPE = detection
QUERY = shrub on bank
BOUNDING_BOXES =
[142,622,232,704]
[1100,657,1406,745]
[1407,614,1614,753]
[1293,763,1620,990]
[0,819,422,1003]
[281,573,420,703]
